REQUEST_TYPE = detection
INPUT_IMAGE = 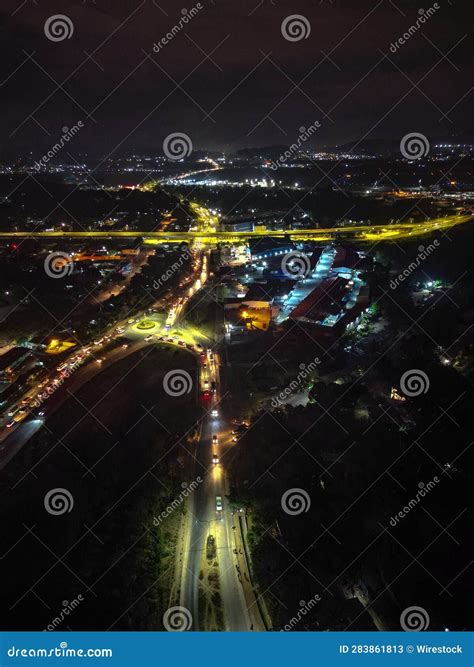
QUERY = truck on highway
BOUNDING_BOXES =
[206,535,216,560]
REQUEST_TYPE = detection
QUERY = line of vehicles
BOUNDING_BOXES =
[1,299,212,438]
[205,347,251,520]
[0,246,209,445]
[1,321,138,436]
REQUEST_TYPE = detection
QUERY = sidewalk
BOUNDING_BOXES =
[231,512,271,631]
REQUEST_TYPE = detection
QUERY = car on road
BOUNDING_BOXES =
[211,381,217,393]
[212,453,219,465]
[144,335,153,342]
[212,434,218,445]
[122,344,130,349]
[211,409,218,418]
[215,495,223,512]
[232,424,248,435]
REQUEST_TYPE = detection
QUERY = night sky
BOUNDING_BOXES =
[1,0,472,157]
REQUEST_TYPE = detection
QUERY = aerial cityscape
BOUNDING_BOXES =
[0,0,473,646]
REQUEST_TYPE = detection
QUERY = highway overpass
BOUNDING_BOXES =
[0,215,471,243]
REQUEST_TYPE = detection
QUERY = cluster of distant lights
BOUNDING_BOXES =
[165,176,305,189]
[434,144,473,149]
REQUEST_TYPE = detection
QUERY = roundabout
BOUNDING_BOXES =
[136,319,157,331]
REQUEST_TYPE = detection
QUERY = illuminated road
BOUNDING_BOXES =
[0,215,472,243]
[179,351,254,630]
[0,197,263,630]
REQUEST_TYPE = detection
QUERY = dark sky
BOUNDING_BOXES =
[0,0,472,157]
